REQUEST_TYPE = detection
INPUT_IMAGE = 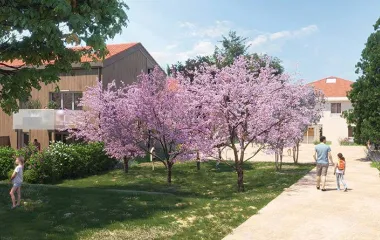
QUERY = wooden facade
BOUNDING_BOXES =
[0,43,159,150]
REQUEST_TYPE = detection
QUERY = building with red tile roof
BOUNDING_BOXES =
[0,42,160,149]
[308,76,354,97]
[1,43,139,68]
[304,76,355,145]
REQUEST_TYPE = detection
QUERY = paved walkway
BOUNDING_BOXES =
[224,145,380,240]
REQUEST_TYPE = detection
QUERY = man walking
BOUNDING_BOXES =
[313,136,334,191]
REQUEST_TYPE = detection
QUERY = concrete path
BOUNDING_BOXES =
[224,145,380,240]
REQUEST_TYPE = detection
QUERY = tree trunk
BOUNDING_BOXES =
[279,148,283,170]
[292,142,300,163]
[236,163,244,192]
[196,151,201,170]
[167,162,173,184]
[216,147,222,169]
[275,152,280,171]
[123,157,129,173]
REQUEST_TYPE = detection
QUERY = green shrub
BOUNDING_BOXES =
[24,142,116,183]
[339,138,360,146]
[16,143,38,162]
[0,147,16,180]
[7,169,14,180]
[23,169,40,183]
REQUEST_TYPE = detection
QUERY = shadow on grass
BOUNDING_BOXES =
[0,183,186,240]
[56,162,313,201]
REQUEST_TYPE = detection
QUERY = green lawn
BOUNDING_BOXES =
[0,161,313,240]
[371,161,380,172]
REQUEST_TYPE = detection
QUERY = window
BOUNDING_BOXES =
[148,68,153,74]
[331,103,341,114]
[348,126,354,138]
[49,131,79,144]
[50,92,83,110]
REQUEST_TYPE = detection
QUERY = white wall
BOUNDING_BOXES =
[318,99,352,145]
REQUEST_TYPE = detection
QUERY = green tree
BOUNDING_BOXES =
[344,17,380,145]
[0,0,128,114]
[214,31,249,67]
[214,31,284,74]
[167,55,214,81]
[169,31,284,81]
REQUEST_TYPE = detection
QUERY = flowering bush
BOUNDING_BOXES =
[24,142,117,183]
[339,138,359,146]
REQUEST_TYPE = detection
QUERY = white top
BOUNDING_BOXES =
[336,168,344,174]
[12,165,23,184]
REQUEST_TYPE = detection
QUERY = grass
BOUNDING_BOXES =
[371,161,380,173]
[0,161,313,240]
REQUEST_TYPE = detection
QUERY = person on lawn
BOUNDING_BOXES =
[334,153,348,191]
[10,156,24,209]
[313,136,334,191]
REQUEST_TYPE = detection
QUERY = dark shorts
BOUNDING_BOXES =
[316,164,328,176]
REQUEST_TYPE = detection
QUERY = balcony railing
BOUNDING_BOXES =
[13,109,77,130]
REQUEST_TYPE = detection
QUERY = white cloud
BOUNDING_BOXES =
[179,21,196,29]
[249,35,268,47]
[179,20,231,38]
[177,41,214,60]
[166,44,178,50]
[151,41,214,66]
[247,24,319,50]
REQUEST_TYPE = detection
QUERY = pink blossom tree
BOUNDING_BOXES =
[180,56,323,192]
[66,81,143,173]
[265,83,324,170]
[75,68,203,183]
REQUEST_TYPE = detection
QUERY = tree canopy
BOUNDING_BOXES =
[0,0,128,114]
[169,31,284,80]
[344,17,380,144]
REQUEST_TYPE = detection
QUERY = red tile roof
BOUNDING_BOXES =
[0,43,138,67]
[308,76,354,97]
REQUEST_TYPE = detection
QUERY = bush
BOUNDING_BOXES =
[16,143,38,162]
[0,147,16,180]
[24,142,117,183]
[23,169,40,183]
[339,138,360,146]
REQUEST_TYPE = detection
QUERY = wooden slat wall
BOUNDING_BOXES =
[102,50,148,88]
[29,68,99,149]
[0,68,99,149]
[0,110,17,148]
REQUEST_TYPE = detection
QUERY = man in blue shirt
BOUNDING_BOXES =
[313,136,334,191]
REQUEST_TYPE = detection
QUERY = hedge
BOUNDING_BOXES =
[0,142,117,183]
[25,142,117,183]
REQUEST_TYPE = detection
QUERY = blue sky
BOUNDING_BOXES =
[107,0,380,83]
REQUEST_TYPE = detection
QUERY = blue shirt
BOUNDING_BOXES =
[315,143,331,164]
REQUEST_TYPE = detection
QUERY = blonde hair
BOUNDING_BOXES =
[16,156,24,165]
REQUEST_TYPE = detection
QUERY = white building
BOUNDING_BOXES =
[303,76,354,145]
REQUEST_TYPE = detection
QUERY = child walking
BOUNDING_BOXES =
[10,156,24,209]
[334,153,348,191]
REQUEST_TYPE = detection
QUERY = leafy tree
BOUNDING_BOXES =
[214,31,249,67]
[0,0,129,114]
[344,17,380,145]
[169,31,284,82]
[167,55,214,81]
